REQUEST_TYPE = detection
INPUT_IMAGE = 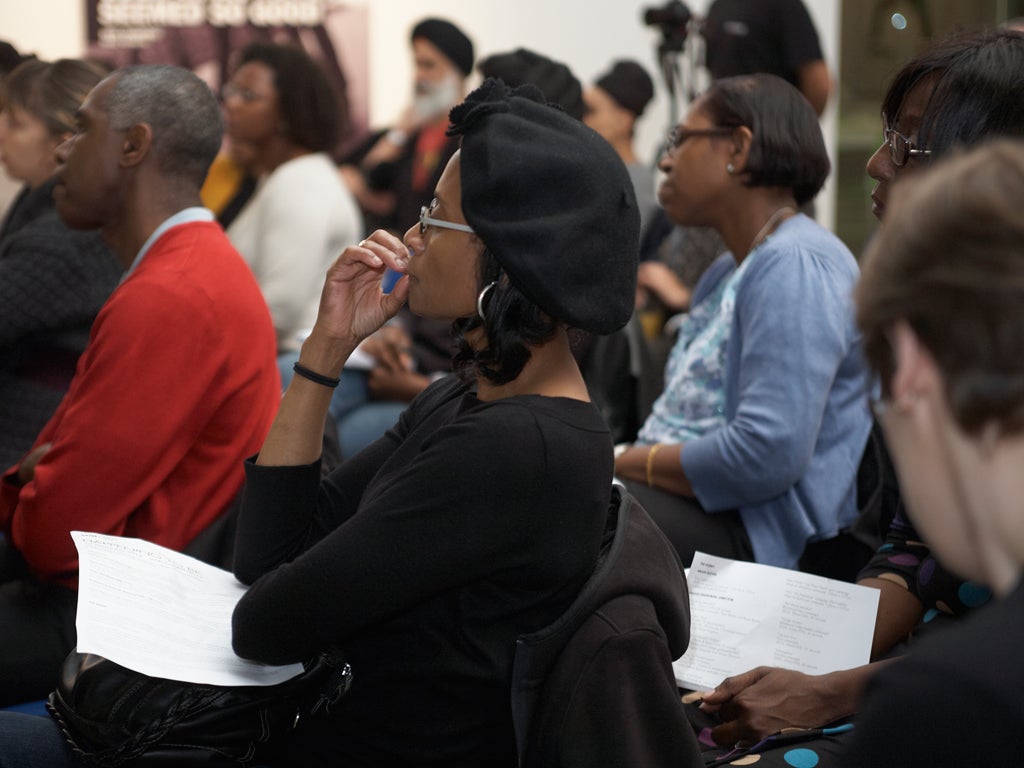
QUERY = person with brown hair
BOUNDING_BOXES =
[848,138,1024,766]
[0,58,121,471]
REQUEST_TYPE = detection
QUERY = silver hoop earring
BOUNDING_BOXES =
[726,163,735,174]
[476,281,497,322]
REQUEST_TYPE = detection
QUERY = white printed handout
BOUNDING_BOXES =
[72,531,305,687]
[674,552,880,691]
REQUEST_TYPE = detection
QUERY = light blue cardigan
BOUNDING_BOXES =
[680,214,872,568]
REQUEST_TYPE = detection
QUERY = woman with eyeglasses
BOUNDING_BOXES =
[614,73,872,571]
[223,79,693,766]
[866,27,1024,221]
[222,42,363,355]
[849,138,1024,766]
[683,26,1024,766]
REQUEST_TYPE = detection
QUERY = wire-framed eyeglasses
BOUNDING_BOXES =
[663,126,734,156]
[882,116,932,167]
[418,204,474,236]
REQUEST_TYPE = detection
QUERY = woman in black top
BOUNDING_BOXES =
[230,79,641,766]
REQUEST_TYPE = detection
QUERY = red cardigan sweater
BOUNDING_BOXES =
[0,220,280,588]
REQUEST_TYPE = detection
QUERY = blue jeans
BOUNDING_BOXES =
[0,712,274,767]
[278,353,377,425]
[0,541,78,706]
[336,401,406,459]
[0,712,78,768]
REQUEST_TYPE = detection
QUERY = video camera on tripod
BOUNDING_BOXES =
[643,0,693,53]
[641,0,703,130]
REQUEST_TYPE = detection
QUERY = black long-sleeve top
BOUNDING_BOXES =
[232,375,613,766]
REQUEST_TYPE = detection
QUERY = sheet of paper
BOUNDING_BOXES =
[72,531,305,687]
[673,552,880,691]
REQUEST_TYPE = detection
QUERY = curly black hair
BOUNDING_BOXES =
[450,248,557,386]
[237,42,347,153]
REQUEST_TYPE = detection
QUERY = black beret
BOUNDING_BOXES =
[448,79,640,335]
[477,48,585,120]
[595,59,655,117]
[411,18,474,76]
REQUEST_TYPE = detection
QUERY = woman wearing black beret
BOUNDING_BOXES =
[223,79,693,766]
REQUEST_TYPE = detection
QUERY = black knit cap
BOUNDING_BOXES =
[477,48,585,120]
[411,18,474,76]
[595,59,655,117]
[448,78,640,335]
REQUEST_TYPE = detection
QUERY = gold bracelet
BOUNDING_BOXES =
[646,442,664,488]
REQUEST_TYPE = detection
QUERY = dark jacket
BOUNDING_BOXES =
[511,484,703,768]
[0,180,121,469]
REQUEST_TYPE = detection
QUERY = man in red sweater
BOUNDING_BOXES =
[0,65,281,705]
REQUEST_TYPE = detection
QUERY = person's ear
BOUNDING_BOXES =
[121,123,153,168]
[888,319,938,409]
[728,125,753,174]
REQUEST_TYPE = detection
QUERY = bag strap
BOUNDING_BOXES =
[47,686,226,767]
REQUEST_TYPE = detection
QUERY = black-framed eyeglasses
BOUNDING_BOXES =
[882,116,932,167]
[663,126,734,157]
[418,201,474,236]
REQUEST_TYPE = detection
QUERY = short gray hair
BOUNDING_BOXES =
[105,65,222,187]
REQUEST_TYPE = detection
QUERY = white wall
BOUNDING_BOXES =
[356,0,839,227]
[3,0,839,226]
[3,0,88,63]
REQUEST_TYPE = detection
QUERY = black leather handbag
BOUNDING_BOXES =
[46,647,351,767]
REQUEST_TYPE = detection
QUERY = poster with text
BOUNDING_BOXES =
[85,0,369,153]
